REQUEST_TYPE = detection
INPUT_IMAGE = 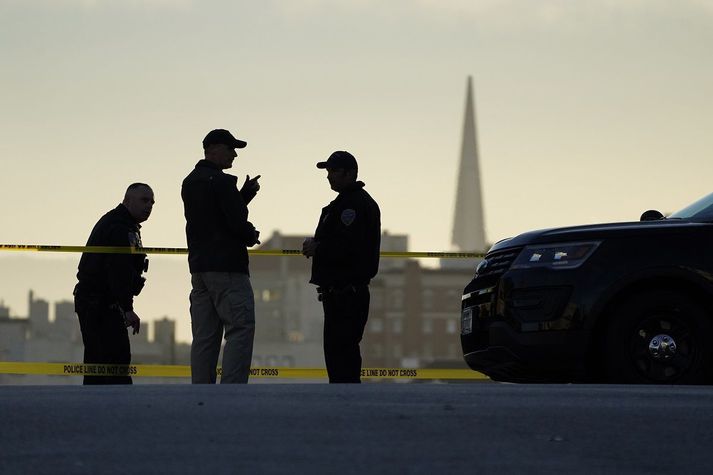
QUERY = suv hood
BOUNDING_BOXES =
[490,219,710,252]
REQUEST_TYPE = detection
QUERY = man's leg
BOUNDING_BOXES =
[207,272,255,384]
[102,305,132,384]
[75,298,131,385]
[76,297,104,385]
[323,287,370,383]
[190,273,223,384]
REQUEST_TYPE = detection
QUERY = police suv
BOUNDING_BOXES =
[461,192,713,384]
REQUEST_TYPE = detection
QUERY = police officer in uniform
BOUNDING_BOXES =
[73,183,154,384]
[302,151,381,383]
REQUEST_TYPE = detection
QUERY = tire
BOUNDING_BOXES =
[603,290,713,384]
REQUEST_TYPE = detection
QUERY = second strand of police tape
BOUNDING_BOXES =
[0,362,488,380]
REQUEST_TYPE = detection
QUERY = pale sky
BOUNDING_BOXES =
[2,0,713,341]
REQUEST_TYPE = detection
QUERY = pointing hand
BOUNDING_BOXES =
[242,174,261,195]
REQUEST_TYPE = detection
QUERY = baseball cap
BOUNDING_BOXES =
[202,129,247,150]
[316,151,358,170]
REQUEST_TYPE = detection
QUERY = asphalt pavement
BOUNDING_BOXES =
[2,383,713,474]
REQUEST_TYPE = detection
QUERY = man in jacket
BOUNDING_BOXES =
[74,183,154,384]
[302,151,381,383]
[181,128,261,384]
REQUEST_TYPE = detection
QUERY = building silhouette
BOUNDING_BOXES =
[28,290,49,339]
[365,262,470,368]
[452,75,487,253]
[154,317,177,364]
[0,300,27,366]
[0,291,182,384]
[54,300,79,343]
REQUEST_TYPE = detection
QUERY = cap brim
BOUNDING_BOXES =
[316,161,328,169]
[234,139,247,149]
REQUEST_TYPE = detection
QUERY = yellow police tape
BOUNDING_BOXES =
[0,362,488,380]
[0,244,484,259]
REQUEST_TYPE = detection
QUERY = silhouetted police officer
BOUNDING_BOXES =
[73,183,154,384]
[302,151,381,383]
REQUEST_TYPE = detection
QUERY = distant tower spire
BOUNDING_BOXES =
[451,76,486,252]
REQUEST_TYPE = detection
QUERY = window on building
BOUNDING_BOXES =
[288,331,304,343]
[422,319,433,334]
[390,289,404,309]
[392,319,402,334]
[393,344,402,358]
[446,320,457,334]
[423,289,434,310]
[369,318,384,333]
[260,289,281,302]
[371,289,384,308]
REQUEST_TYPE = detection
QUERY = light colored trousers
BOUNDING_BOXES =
[190,272,255,384]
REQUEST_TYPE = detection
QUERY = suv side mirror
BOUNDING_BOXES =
[640,209,664,221]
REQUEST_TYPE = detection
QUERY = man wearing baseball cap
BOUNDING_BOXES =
[181,128,261,384]
[302,151,381,383]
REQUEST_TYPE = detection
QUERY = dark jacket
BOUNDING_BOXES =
[311,181,381,287]
[75,204,147,311]
[181,160,258,274]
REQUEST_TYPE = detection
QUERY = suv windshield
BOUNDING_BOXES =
[669,192,713,221]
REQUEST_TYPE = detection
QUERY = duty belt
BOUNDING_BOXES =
[316,284,367,301]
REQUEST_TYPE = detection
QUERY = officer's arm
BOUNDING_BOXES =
[104,225,138,311]
[366,204,382,279]
[215,176,259,245]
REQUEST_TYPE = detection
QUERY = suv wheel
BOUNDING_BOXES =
[604,291,713,384]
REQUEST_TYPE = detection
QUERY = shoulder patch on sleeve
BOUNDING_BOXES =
[341,209,356,226]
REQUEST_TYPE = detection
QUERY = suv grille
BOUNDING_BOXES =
[477,247,523,278]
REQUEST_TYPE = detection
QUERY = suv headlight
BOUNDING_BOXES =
[510,241,600,270]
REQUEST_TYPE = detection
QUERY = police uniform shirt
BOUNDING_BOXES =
[76,204,147,311]
[310,181,381,288]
